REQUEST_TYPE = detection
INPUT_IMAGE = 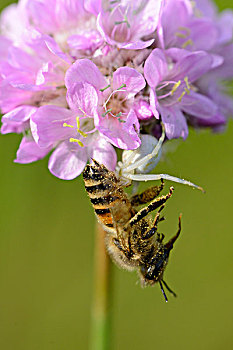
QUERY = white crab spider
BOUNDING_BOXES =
[116,124,204,192]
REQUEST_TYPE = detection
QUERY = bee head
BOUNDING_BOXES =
[140,245,170,285]
[139,222,181,301]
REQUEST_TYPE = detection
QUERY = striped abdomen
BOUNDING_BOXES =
[83,161,126,230]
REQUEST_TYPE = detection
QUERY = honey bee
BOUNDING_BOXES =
[83,159,182,302]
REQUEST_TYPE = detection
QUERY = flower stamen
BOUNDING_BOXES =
[63,122,74,128]
[184,76,191,90]
[182,39,193,48]
[100,84,111,92]
[102,83,127,120]
[69,138,84,147]
[177,91,186,102]
[170,80,181,95]
[177,76,191,102]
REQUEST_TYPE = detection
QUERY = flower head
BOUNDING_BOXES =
[144,48,226,139]
[0,0,232,180]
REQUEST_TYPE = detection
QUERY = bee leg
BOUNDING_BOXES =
[153,204,165,226]
[141,206,165,241]
[113,236,132,261]
[165,214,182,251]
[127,187,174,228]
[141,227,157,240]
[130,180,164,207]
[113,238,125,252]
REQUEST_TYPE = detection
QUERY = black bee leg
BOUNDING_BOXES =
[142,227,156,240]
[165,214,182,251]
[157,233,165,243]
[159,281,168,302]
[153,204,165,226]
[162,280,177,298]
[141,205,166,240]
[128,187,174,227]
[130,180,164,207]
[113,238,124,252]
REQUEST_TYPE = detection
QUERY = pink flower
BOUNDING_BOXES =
[97,0,162,50]
[65,59,145,149]
[0,0,232,181]
[144,48,225,139]
[29,72,119,179]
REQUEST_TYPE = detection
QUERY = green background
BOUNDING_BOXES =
[0,1,233,349]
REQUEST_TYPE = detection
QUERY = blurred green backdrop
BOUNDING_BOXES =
[0,1,233,349]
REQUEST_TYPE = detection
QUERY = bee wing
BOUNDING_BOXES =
[109,199,132,228]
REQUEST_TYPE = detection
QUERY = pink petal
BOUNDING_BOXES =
[149,89,160,119]
[181,92,218,119]
[1,105,37,123]
[44,36,71,63]
[217,10,233,45]
[25,0,58,33]
[160,106,188,140]
[170,50,213,82]
[187,18,218,51]
[1,121,28,134]
[0,81,33,113]
[67,31,103,52]
[112,67,146,98]
[144,49,168,87]
[48,141,88,180]
[30,106,74,147]
[0,36,12,58]
[67,82,98,115]
[65,59,107,91]
[96,109,141,150]
[89,137,117,171]
[84,0,101,15]
[120,39,155,50]
[14,136,52,164]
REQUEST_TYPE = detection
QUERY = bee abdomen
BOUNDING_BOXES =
[95,207,114,227]
[84,181,113,196]
[83,162,120,228]
[83,166,105,186]
[93,197,120,227]
[90,195,118,207]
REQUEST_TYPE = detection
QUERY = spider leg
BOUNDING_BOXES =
[127,187,174,228]
[124,173,204,192]
[130,180,164,207]
[121,124,165,173]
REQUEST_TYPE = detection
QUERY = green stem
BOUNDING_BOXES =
[90,221,113,350]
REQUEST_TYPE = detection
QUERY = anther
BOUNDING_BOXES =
[171,81,181,95]
[182,39,193,49]
[100,84,111,92]
[175,32,187,38]
[184,76,190,90]
[177,91,186,102]
[69,138,84,147]
[102,109,112,117]
[117,83,127,91]
[63,122,74,128]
